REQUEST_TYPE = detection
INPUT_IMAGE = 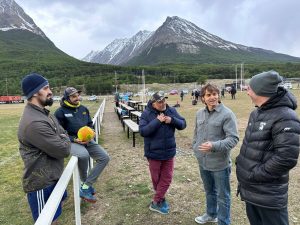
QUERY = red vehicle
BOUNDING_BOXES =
[169,90,178,95]
[0,96,24,104]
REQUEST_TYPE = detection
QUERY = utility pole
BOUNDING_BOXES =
[235,65,238,89]
[240,63,243,92]
[6,78,8,96]
[142,70,145,103]
[114,71,118,93]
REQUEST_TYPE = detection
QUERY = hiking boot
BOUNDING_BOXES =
[195,213,218,224]
[149,202,169,215]
[80,187,96,203]
[161,198,169,210]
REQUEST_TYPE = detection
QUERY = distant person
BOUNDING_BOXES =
[139,91,186,215]
[180,90,184,101]
[230,85,236,99]
[195,89,200,101]
[114,92,120,107]
[18,73,71,224]
[221,88,225,98]
[191,90,195,99]
[236,71,300,225]
[193,84,239,225]
[55,87,110,203]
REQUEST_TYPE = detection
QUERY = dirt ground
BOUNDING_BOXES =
[80,97,300,225]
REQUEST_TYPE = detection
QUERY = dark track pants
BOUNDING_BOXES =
[246,202,289,225]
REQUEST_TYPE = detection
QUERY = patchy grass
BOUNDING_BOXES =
[0,89,299,225]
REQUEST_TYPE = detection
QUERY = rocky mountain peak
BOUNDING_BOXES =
[0,0,47,38]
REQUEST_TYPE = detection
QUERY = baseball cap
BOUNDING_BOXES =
[151,91,168,103]
[64,87,82,99]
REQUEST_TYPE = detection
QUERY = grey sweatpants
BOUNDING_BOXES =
[71,140,110,186]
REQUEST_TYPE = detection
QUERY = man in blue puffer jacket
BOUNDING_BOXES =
[139,91,186,215]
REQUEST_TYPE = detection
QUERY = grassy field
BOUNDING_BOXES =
[0,90,299,225]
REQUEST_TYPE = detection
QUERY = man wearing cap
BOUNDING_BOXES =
[236,70,300,225]
[18,73,71,223]
[55,87,110,203]
[139,91,186,214]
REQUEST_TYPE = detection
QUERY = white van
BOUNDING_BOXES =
[284,82,292,89]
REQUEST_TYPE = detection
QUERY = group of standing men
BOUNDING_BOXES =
[18,73,109,224]
[139,70,300,225]
[18,70,299,225]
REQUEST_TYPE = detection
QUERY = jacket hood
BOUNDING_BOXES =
[261,87,297,111]
[60,97,80,109]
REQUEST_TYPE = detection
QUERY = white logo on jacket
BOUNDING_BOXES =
[64,113,73,117]
[259,122,266,130]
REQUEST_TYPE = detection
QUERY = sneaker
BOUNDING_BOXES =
[80,187,96,203]
[149,202,169,215]
[161,198,169,210]
[88,186,95,195]
[195,213,218,224]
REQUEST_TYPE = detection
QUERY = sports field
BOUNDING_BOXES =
[0,90,299,225]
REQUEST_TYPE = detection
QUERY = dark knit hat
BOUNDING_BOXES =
[64,87,81,99]
[249,70,283,97]
[151,91,168,103]
[21,73,49,99]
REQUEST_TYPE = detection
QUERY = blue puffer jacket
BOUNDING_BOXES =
[139,101,186,160]
[54,98,93,142]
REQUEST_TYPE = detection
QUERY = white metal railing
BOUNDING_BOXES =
[34,98,106,225]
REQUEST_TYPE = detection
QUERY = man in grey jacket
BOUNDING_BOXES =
[193,84,239,225]
[18,73,71,224]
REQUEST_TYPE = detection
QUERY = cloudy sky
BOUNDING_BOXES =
[15,0,300,60]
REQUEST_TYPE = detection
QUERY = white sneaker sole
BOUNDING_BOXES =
[195,217,218,224]
[149,205,169,215]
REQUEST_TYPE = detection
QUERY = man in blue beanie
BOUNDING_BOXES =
[236,70,300,225]
[55,87,110,203]
[18,73,71,223]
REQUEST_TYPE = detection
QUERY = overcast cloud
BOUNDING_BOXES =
[15,0,300,60]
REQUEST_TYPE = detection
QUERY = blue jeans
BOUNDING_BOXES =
[200,166,231,225]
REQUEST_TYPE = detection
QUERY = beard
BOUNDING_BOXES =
[37,92,54,107]
[45,97,54,106]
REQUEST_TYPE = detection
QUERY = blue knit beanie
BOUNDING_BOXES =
[21,73,49,99]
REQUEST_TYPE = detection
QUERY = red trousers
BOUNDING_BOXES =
[148,157,174,203]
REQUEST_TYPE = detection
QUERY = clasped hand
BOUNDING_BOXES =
[157,113,172,124]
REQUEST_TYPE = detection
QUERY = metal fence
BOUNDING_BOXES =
[34,98,106,225]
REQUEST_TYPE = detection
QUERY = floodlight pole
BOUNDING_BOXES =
[114,71,118,93]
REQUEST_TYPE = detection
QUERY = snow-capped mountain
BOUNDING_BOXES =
[82,38,129,63]
[0,0,47,39]
[83,30,153,65]
[84,16,299,65]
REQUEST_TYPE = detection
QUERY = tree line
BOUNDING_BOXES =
[0,61,299,96]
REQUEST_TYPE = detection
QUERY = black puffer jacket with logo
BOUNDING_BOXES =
[236,87,300,209]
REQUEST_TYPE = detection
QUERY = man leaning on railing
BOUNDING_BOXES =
[18,73,71,224]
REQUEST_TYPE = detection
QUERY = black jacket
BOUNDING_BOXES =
[54,99,93,142]
[236,87,300,209]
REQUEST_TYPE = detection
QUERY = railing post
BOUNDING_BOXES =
[73,161,81,225]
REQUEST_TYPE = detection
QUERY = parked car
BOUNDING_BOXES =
[182,89,189,94]
[169,90,178,95]
[88,95,97,101]
[53,96,61,101]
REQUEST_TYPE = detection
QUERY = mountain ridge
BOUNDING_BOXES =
[84,16,300,65]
